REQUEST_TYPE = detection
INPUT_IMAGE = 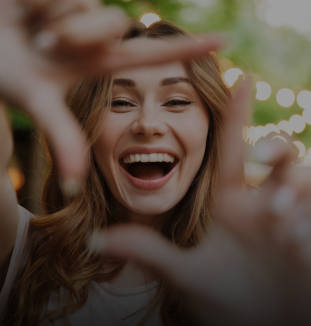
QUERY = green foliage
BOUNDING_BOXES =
[12,0,311,150]
[8,107,33,130]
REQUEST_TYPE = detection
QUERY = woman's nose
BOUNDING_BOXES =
[131,107,168,138]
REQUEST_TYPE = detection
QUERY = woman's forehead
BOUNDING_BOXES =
[113,61,188,88]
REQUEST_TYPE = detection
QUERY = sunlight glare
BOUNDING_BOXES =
[140,13,161,28]
[262,0,311,35]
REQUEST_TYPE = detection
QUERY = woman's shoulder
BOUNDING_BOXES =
[17,204,36,221]
[0,205,35,323]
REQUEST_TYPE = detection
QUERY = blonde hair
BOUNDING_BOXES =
[5,20,229,326]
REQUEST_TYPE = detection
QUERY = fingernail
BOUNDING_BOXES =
[290,217,311,243]
[59,177,82,197]
[33,30,58,51]
[87,231,106,254]
[270,185,297,217]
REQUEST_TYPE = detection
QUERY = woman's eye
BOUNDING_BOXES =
[163,99,193,107]
[111,100,134,107]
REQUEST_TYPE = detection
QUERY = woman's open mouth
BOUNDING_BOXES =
[119,152,179,190]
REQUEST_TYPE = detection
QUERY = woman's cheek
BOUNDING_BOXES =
[171,112,209,155]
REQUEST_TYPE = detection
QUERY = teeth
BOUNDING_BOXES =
[149,153,157,162]
[141,154,148,162]
[122,153,175,164]
[134,154,140,162]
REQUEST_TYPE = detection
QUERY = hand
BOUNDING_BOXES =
[89,83,311,326]
[0,0,226,180]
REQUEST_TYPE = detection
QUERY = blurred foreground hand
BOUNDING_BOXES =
[0,0,226,180]
[89,83,311,326]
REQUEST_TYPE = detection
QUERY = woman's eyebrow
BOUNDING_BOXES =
[160,77,191,86]
[113,78,136,87]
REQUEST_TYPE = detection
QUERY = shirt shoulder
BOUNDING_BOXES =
[0,205,35,322]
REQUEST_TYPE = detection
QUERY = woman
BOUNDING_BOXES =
[1,19,229,325]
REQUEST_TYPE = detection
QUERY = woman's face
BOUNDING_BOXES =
[93,38,209,220]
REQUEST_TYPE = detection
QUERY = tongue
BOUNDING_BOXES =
[130,163,165,180]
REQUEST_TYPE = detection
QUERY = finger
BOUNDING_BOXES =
[23,0,98,18]
[25,82,88,184]
[219,141,296,241]
[34,7,128,51]
[220,81,250,188]
[100,35,227,73]
[223,141,297,241]
[253,139,296,188]
[88,225,183,280]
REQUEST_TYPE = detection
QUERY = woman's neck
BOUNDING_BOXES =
[108,260,158,288]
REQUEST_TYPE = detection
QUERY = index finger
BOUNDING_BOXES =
[100,35,227,73]
[220,82,250,188]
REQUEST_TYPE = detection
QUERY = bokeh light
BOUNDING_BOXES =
[302,109,311,124]
[277,120,293,136]
[256,81,272,100]
[297,90,311,110]
[140,13,161,28]
[8,167,25,191]
[289,114,306,133]
[293,141,306,157]
[223,68,243,87]
[263,123,279,137]
[276,88,295,107]
[249,125,265,145]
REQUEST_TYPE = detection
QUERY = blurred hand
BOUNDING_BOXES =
[89,83,311,326]
[0,0,226,181]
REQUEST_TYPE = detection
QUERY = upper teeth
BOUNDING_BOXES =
[122,153,175,164]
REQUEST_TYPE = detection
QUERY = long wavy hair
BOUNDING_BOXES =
[5,20,230,326]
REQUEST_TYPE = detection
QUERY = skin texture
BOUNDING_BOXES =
[93,42,209,226]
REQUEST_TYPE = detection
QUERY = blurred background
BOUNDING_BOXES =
[9,0,311,214]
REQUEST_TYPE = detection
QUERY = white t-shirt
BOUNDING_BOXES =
[0,206,162,326]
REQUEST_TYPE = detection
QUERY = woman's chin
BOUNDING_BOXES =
[123,197,176,217]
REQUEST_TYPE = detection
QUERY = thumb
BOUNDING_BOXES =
[88,225,183,280]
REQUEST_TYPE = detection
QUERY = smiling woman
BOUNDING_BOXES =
[4,21,229,326]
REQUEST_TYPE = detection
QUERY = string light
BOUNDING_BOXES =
[277,120,293,136]
[297,90,311,110]
[276,88,295,107]
[302,109,311,124]
[289,114,306,133]
[263,123,279,137]
[223,68,243,87]
[256,82,272,100]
